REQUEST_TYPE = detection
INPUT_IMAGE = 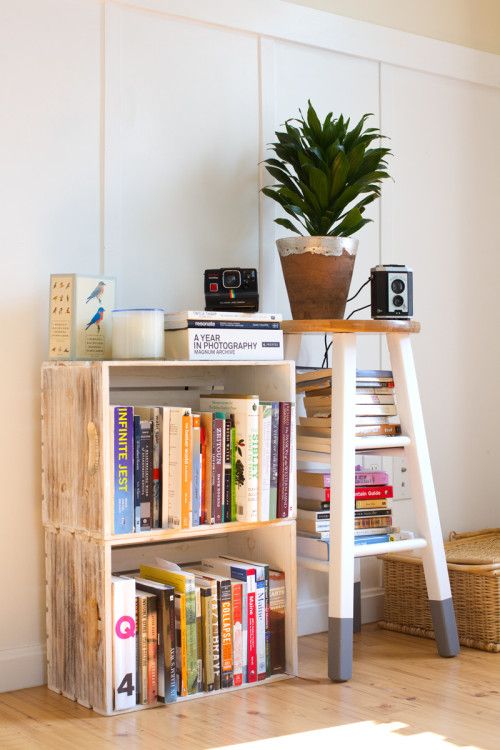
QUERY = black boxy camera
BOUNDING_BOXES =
[370,264,413,319]
[204,268,259,312]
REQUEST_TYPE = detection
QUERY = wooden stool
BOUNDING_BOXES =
[283,319,460,681]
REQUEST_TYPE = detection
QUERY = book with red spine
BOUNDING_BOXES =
[355,485,393,500]
[277,402,291,518]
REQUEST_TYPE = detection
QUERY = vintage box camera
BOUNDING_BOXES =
[204,268,259,312]
[370,264,413,319]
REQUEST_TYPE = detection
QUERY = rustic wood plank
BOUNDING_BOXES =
[282,319,420,334]
[42,362,105,534]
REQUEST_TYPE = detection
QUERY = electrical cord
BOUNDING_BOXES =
[345,303,371,320]
[320,277,371,367]
[347,277,370,303]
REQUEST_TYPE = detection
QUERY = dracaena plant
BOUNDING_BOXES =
[262,101,391,237]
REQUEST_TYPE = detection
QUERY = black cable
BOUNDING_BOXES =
[347,277,370,303]
[345,303,371,320]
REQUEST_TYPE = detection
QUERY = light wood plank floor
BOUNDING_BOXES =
[1,626,499,750]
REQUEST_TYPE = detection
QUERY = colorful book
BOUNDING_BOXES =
[131,577,177,704]
[198,580,215,692]
[111,406,134,534]
[133,415,142,533]
[135,591,149,705]
[194,586,203,692]
[139,419,153,531]
[199,412,213,524]
[223,416,233,522]
[212,414,225,524]
[111,576,136,710]
[267,401,280,520]
[161,406,171,529]
[200,395,260,523]
[139,563,197,697]
[167,407,192,529]
[191,415,201,527]
[277,402,292,518]
[258,403,273,521]
[231,580,243,687]
[269,570,286,675]
[355,498,390,509]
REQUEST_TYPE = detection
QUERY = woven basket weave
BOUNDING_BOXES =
[378,528,500,652]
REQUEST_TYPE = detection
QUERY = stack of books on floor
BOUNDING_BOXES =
[164,310,284,361]
[296,465,399,547]
[111,395,295,533]
[111,556,286,709]
[295,368,401,452]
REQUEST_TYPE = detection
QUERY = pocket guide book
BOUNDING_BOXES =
[48,274,115,359]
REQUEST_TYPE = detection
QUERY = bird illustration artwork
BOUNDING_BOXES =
[85,307,105,333]
[86,281,106,304]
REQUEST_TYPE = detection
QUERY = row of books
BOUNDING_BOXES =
[112,555,286,710]
[111,395,295,534]
[295,368,401,452]
[164,310,284,361]
[296,465,397,545]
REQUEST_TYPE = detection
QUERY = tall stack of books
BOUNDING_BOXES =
[111,556,286,709]
[110,393,295,533]
[296,465,397,546]
[164,310,284,361]
[295,368,401,452]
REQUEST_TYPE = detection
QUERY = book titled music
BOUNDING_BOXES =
[200,395,259,523]
[111,576,136,710]
[111,406,134,534]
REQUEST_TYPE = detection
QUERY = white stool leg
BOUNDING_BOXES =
[387,333,459,657]
[329,332,357,680]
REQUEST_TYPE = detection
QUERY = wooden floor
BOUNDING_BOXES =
[1,626,499,750]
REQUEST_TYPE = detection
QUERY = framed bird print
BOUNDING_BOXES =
[48,274,116,360]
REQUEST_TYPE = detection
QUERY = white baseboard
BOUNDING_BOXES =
[298,588,384,636]
[0,643,46,693]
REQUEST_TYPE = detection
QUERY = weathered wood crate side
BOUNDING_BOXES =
[45,529,108,712]
[41,362,105,534]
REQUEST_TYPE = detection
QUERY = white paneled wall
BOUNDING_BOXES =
[1,0,500,687]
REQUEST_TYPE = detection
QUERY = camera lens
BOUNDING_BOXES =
[222,270,241,289]
[391,278,405,293]
[392,295,404,307]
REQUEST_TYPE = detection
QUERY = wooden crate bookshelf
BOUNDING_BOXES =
[41,360,298,715]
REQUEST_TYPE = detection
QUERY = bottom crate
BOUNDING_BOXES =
[378,528,500,652]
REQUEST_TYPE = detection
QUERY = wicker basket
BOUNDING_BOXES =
[378,528,500,652]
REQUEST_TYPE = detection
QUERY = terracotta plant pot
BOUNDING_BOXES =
[276,236,359,320]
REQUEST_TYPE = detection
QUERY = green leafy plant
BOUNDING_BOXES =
[262,101,391,237]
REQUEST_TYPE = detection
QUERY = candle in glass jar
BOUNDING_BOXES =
[111,308,165,360]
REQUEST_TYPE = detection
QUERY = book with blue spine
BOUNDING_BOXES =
[112,406,134,534]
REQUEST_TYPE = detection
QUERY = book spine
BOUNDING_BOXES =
[200,425,207,525]
[354,533,390,544]
[355,516,393,529]
[355,508,392,517]
[355,498,389,509]
[355,486,393,499]
[236,401,259,523]
[195,587,203,693]
[191,415,201,527]
[201,588,215,691]
[355,469,389,485]
[161,407,170,529]
[175,592,187,697]
[269,570,286,675]
[255,577,266,681]
[185,328,284,360]
[111,577,136,710]
[200,413,213,524]
[277,402,291,518]
[247,573,257,683]
[268,402,279,520]
[230,416,237,521]
[258,404,272,521]
[166,588,177,702]
[219,580,233,688]
[146,597,158,704]
[185,590,198,695]
[187,320,281,330]
[223,418,232,522]
[210,584,221,690]
[113,406,134,534]
[181,414,192,528]
[139,595,148,704]
[212,416,224,524]
[231,581,243,687]
[152,409,161,528]
[139,420,153,531]
[133,415,142,533]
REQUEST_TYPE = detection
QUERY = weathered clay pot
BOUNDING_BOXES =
[276,236,358,319]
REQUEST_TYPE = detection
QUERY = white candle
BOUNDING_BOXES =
[111,308,165,360]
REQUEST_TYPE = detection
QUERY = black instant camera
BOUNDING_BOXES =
[370,264,413,319]
[204,268,259,312]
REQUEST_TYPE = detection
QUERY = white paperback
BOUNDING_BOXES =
[258,403,272,521]
[164,310,283,327]
[111,576,136,710]
[199,394,259,522]
[167,407,192,528]
[164,327,283,361]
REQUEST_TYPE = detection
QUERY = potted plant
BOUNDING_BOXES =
[262,101,392,319]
